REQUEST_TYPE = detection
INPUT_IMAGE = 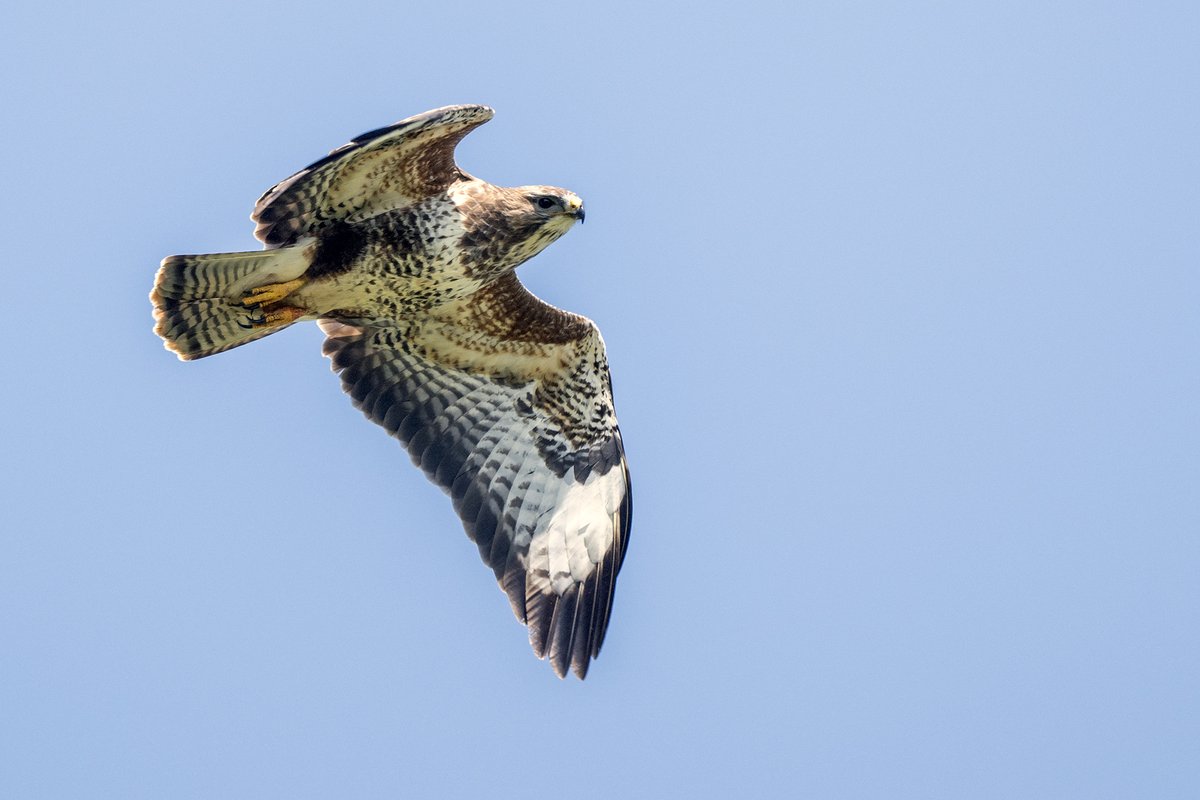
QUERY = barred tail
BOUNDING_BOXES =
[151,247,309,360]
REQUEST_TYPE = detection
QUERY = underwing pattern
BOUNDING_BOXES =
[151,105,630,678]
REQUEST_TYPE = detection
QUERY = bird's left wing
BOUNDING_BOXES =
[252,104,494,247]
[319,274,631,678]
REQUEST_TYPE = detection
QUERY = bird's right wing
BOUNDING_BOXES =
[319,274,631,679]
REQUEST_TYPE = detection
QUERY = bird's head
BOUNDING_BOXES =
[519,186,585,226]
[455,183,586,278]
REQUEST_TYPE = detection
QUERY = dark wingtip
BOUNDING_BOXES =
[548,586,582,680]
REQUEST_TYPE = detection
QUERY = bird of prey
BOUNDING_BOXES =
[151,105,631,679]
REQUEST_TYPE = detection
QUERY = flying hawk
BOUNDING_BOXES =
[151,104,631,679]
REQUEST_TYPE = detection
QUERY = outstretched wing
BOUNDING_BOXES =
[252,104,494,247]
[320,274,631,679]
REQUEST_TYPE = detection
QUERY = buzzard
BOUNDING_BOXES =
[151,105,630,679]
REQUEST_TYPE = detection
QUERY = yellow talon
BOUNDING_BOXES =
[238,305,306,330]
[262,306,306,325]
[241,277,307,307]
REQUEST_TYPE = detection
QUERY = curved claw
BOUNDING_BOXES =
[237,306,306,329]
[237,311,267,329]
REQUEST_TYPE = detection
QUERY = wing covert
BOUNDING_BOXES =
[319,275,630,678]
[252,104,494,247]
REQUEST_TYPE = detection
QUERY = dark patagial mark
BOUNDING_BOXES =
[374,210,424,264]
[308,221,369,279]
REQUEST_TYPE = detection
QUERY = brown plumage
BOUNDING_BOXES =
[151,105,630,678]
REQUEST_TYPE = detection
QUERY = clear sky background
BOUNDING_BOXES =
[2,2,1197,798]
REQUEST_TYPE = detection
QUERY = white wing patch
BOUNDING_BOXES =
[537,469,623,593]
[320,286,631,679]
[155,104,629,680]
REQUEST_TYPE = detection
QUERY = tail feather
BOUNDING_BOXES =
[151,247,310,360]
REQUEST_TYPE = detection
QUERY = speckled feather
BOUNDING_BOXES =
[152,105,630,678]
[252,104,494,248]
[320,275,631,678]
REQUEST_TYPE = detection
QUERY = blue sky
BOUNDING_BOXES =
[2,2,1198,797]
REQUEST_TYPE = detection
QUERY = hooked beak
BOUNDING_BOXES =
[566,194,585,223]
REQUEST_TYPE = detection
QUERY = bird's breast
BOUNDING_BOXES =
[298,197,486,318]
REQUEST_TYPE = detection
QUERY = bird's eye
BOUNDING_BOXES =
[536,197,556,210]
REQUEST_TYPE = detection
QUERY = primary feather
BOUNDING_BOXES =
[151,105,630,678]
